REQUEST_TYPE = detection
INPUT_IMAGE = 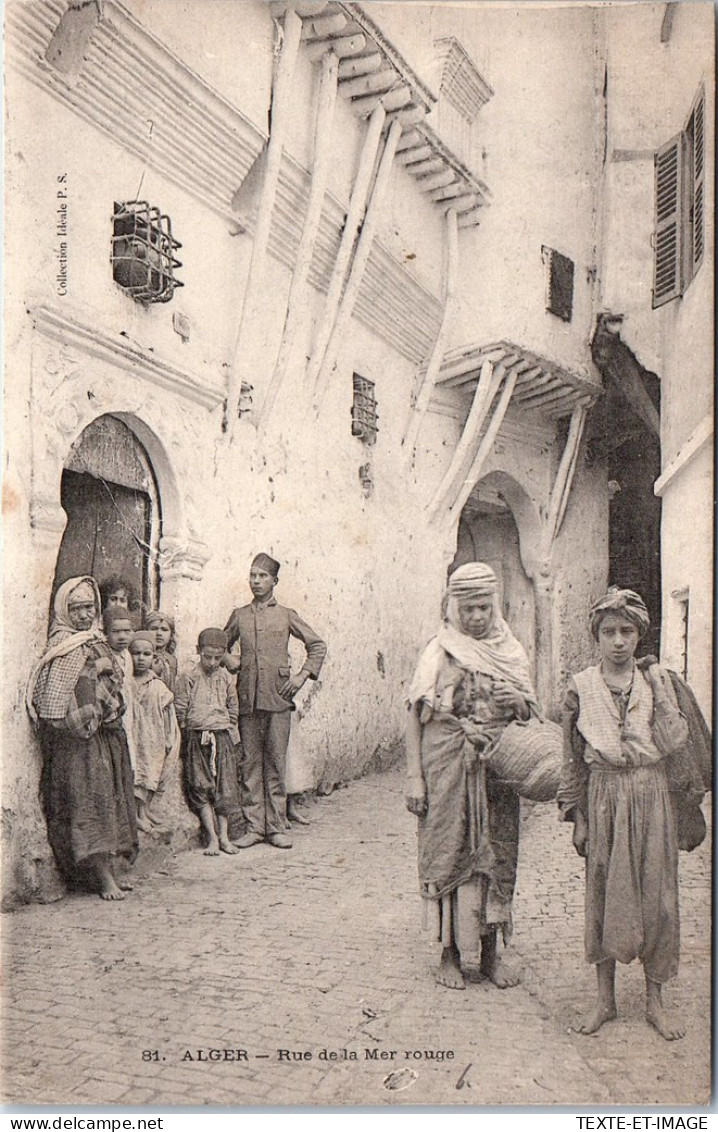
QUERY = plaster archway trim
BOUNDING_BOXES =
[441,466,545,583]
[29,328,212,583]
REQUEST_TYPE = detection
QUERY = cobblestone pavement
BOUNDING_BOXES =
[1,766,711,1109]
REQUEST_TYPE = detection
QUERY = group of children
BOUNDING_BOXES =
[89,553,326,858]
[97,579,183,838]
[93,579,242,853]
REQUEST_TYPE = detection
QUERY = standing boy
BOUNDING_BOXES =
[175,628,240,856]
[223,553,326,849]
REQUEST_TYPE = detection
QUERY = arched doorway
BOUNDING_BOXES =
[52,415,161,613]
[451,475,537,679]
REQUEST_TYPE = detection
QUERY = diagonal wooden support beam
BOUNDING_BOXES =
[305,101,386,403]
[224,9,302,439]
[541,403,587,559]
[257,49,339,429]
[402,208,459,459]
[313,116,404,411]
[427,351,509,518]
[446,364,522,524]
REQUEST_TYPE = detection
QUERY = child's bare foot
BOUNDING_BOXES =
[646,981,684,1040]
[484,957,520,989]
[98,875,126,900]
[646,1002,685,1041]
[576,1002,617,1034]
[219,838,239,855]
[462,964,484,984]
[287,800,310,825]
[203,838,220,856]
[436,946,465,990]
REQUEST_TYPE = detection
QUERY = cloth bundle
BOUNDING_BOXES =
[487,717,563,802]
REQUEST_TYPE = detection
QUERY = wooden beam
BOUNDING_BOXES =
[396,129,423,153]
[313,117,404,410]
[338,52,381,79]
[419,169,458,193]
[542,404,587,556]
[448,194,479,214]
[513,365,545,389]
[457,207,484,229]
[395,145,433,166]
[386,106,426,127]
[428,354,507,517]
[512,371,559,400]
[305,102,386,399]
[435,348,515,387]
[301,12,347,39]
[381,87,412,112]
[446,365,522,523]
[407,156,445,177]
[429,179,467,201]
[257,48,339,428]
[339,67,396,98]
[403,208,459,457]
[224,8,302,439]
[305,33,365,61]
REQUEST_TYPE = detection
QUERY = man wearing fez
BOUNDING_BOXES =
[224,553,327,849]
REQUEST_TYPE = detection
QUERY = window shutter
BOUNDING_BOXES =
[653,133,682,307]
[691,88,705,272]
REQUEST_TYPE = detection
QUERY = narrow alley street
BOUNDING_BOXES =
[1,765,711,1109]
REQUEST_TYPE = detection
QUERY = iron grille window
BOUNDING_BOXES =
[351,374,378,446]
[112,201,183,304]
[543,246,574,322]
[653,85,705,308]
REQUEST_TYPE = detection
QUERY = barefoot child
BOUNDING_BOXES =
[127,632,179,833]
[145,609,178,694]
[558,587,703,1041]
[175,628,241,856]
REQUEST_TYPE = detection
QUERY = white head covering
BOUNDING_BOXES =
[26,577,103,723]
[408,562,536,709]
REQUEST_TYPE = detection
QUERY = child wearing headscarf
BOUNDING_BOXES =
[174,628,241,856]
[125,632,179,833]
[144,610,178,694]
[558,587,708,1041]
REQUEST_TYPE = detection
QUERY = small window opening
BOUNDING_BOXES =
[351,374,379,446]
[112,201,183,304]
[542,246,574,322]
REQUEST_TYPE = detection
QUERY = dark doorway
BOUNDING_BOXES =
[52,415,160,615]
[452,482,536,679]
[590,316,662,658]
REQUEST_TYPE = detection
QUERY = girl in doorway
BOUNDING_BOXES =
[144,609,178,694]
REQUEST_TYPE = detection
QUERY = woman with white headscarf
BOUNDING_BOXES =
[406,563,538,990]
[27,576,138,900]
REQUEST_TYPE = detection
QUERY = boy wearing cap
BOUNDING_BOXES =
[223,554,326,849]
[175,628,240,856]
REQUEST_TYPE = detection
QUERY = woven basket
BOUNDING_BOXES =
[488,718,563,802]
